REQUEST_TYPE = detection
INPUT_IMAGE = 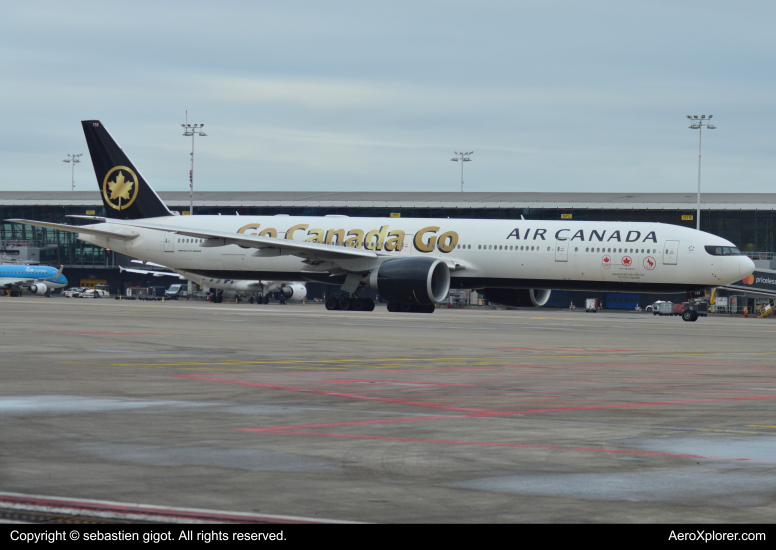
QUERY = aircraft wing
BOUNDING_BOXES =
[65,217,380,261]
[1,278,37,288]
[6,219,140,241]
[119,266,186,279]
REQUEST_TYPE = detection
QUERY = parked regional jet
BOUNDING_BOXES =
[0,264,67,296]
[121,260,307,303]
[9,121,755,319]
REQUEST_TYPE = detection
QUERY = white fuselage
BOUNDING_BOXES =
[79,215,754,293]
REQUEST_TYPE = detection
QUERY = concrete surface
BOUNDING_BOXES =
[1,297,775,522]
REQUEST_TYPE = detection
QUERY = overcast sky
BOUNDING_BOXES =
[1,1,775,195]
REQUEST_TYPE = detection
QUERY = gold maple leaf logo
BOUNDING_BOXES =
[107,171,134,202]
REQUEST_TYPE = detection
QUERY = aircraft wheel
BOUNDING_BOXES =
[364,298,375,311]
[325,297,340,310]
[387,301,400,312]
[417,304,435,314]
[338,297,352,310]
[400,302,414,313]
[263,295,270,304]
[351,298,364,311]
[249,296,255,304]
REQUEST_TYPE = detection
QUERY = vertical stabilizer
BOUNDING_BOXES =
[82,120,173,219]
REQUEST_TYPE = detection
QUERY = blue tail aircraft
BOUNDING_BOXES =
[0,264,67,296]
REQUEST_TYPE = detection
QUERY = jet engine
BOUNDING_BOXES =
[27,283,48,295]
[368,257,451,304]
[480,288,551,307]
[281,283,307,301]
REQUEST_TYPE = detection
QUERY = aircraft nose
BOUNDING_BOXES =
[740,256,755,279]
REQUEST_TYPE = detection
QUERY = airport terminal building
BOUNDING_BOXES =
[2,190,775,308]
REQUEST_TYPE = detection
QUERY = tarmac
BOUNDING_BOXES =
[1,297,776,523]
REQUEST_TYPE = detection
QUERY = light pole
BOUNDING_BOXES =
[62,153,82,191]
[181,119,207,215]
[450,151,473,192]
[686,115,716,230]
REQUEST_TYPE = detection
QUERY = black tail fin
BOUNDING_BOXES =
[82,120,173,219]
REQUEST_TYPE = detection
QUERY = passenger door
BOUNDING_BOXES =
[163,232,175,253]
[555,241,568,262]
[663,240,679,265]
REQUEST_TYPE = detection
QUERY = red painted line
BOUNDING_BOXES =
[231,395,776,435]
[236,394,776,435]
[37,331,163,335]
[172,375,488,413]
[176,375,776,417]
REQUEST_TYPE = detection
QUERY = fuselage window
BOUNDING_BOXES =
[574,247,578,252]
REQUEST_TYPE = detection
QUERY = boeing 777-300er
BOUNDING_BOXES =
[121,260,307,304]
[0,264,66,297]
[9,120,755,320]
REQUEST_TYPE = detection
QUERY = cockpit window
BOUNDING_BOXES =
[704,245,743,256]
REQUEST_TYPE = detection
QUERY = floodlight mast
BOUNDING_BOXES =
[686,115,716,230]
[181,114,207,215]
[450,151,473,192]
[62,153,82,191]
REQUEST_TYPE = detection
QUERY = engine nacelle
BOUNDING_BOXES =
[281,283,307,301]
[369,257,451,304]
[480,288,551,308]
[27,283,48,295]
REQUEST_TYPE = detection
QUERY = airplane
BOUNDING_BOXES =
[121,260,307,303]
[8,120,755,321]
[0,264,67,297]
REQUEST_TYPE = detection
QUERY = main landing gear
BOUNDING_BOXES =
[324,295,435,313]
[325,295,376,311]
